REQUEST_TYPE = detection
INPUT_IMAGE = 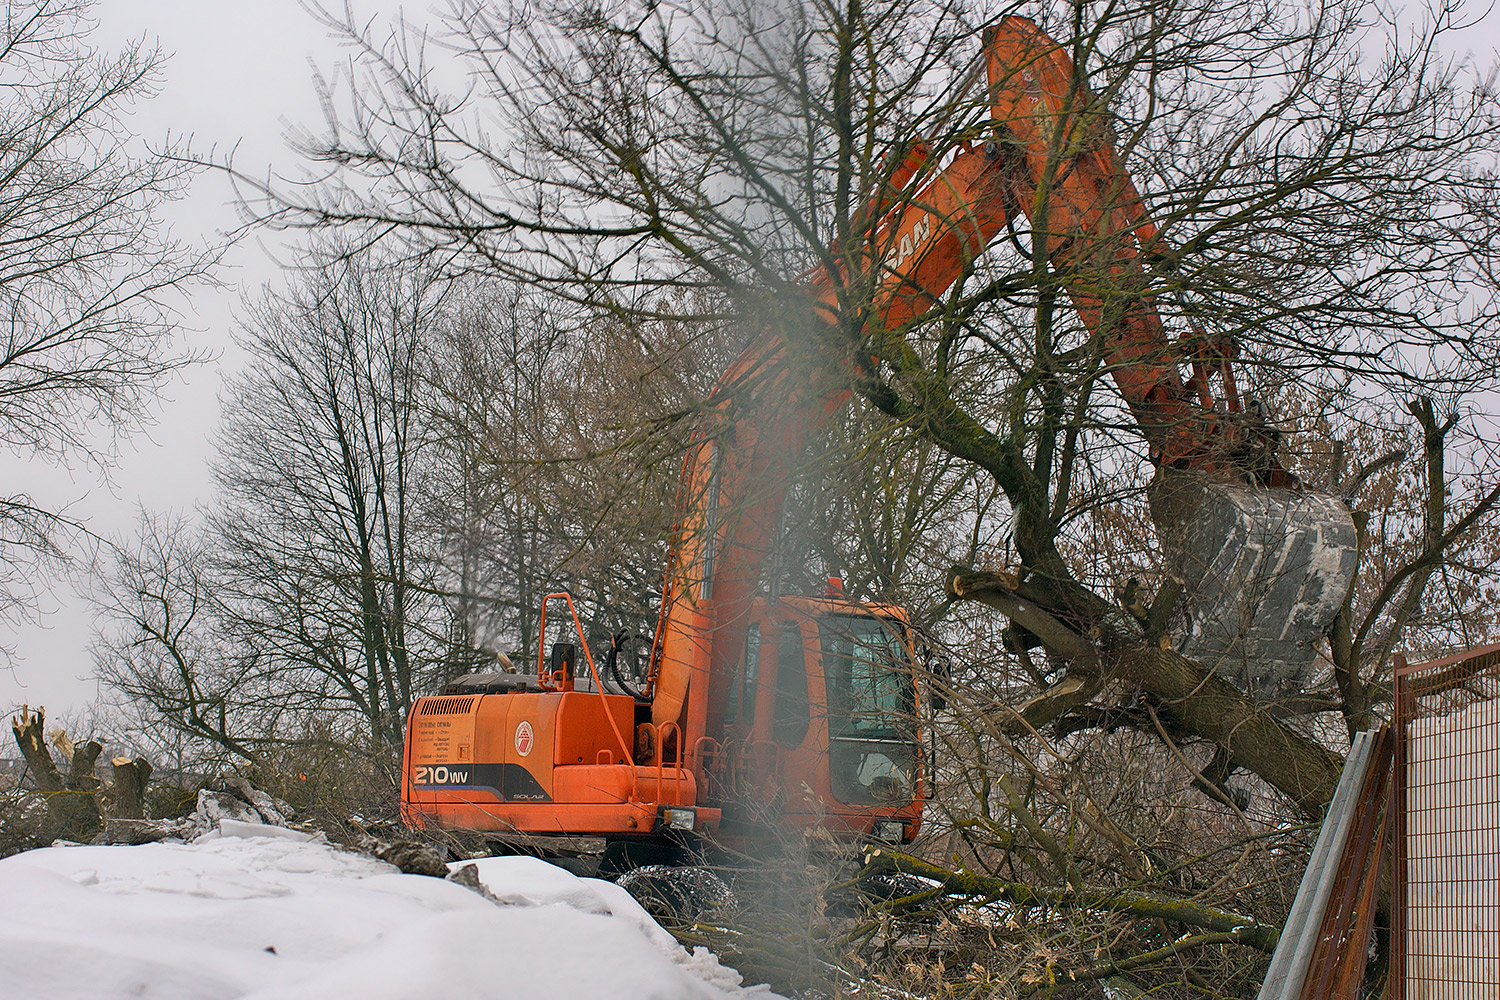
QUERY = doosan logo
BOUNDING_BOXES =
[514,721,535,757]
[885,212,933,272]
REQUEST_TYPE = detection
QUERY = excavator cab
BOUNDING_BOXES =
[711,597,925,845]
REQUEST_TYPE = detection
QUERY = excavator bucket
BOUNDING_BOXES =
[1149,472,1358,699]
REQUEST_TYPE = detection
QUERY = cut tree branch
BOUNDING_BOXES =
[948,569,1344,814]
[861,848,1280,953]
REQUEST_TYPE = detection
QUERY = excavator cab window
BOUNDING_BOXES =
[820,615,917,806]
[743,624,761,725]
[772,622,810,746]
[724,623,761,727]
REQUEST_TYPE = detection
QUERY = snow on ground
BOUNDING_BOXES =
[0,824,782,1000]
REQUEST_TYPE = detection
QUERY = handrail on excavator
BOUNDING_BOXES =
[535,592,640,796]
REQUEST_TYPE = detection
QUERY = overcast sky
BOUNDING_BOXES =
[3,0,1500,723]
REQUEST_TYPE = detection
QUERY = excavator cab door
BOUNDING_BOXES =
[817,614,919,807]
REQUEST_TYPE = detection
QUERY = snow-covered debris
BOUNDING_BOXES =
[345,824,450,877]
[90,779,296,848]
[215,776,292,827]
[0,830,783,999]
[193,789,263,829]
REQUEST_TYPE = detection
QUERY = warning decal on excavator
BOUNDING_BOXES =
[514,721,535,757]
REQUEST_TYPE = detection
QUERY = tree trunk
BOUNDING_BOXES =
[11,707,63,794]
[1118,645,1343,815]
[949,569,1345,816]
[106,757,153,820]
[10,708,105,843]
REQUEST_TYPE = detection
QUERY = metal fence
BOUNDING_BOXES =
[1393,643,1500,1000]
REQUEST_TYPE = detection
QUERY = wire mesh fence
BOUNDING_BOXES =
[1393,643,1500,1000]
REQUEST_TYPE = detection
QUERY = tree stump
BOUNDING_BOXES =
[105,757,153,820]
[11,707,104,843]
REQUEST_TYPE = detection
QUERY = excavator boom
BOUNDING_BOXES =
[980,18,1356,691]
[649,17,1355,710]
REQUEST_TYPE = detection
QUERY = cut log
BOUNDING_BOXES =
[98,817,194,845]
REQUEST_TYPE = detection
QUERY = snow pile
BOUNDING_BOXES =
[0,828,781,1000]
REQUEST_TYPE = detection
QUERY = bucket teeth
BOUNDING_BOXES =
[1149,471,1358,699]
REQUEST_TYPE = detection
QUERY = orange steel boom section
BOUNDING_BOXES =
[646,16,1273,747]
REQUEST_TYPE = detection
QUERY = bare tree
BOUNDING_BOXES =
[96,245,451,756]
[420,285,595,663]
[209,245,452,749]
[92,510,272,765]
[0,0,218,634]
[94,260,715,762]
[420,284,734,661]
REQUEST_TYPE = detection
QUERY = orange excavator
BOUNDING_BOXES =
[401,17,1355,854]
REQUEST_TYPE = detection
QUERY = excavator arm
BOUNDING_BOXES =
[647,16,1355,743]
